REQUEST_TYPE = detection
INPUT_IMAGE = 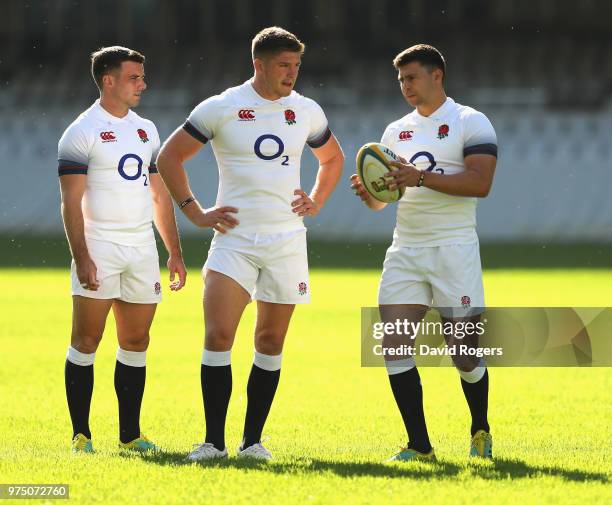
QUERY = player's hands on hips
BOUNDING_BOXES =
[75,255,100,291]
[349,174,369,202]
[195,206,239,233]
[386,157,421,190]
[292,189,319,217]
[167,254,187,291]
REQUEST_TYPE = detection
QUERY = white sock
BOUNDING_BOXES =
[385,357,416,375]
[458,359,486,383]
[66,346,95,366]
[202,349,231,366]
[116,348,147,367]
[253,351,282,371]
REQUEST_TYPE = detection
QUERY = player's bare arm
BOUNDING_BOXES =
[149,173,187,291]
[349,173,388,211]
[59,174,99,291]
[386,153,496,197]
[156,128,239,234]
[292,134,344,217]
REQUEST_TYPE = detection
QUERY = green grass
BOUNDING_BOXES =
[4,235,612,269]
[0,268,610,504]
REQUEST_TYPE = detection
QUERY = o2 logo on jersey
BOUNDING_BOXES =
[117,153,149,186]
[254,134,289,166]
[409,151,445,174]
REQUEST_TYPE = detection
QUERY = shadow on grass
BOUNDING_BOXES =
[478,458,610,483]
[132,451,609,483]
[134,450,460,479]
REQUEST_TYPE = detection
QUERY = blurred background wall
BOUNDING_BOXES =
[1,0,611,243]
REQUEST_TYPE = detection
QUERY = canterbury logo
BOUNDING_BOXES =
[100,131,116,142]
[238,109,255,120]
[399,130,413,141]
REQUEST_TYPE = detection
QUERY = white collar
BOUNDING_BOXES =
[414,97,454,120]
[242,79,292,106]
[93,99,133,122]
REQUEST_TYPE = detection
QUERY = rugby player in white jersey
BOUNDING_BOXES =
[157,27,344,461]
[351,45,498,461]
[58,46,187,453]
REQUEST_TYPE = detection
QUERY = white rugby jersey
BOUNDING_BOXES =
[183,80,332,233]
[58,100,160,246]
[381,97,497,247]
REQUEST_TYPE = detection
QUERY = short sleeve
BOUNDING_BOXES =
[380,125,395,149]
[462,110,498,158]
[58,124,90,176]
[183,97,221,144]
[148,124,161,173]
[306,99,331,148]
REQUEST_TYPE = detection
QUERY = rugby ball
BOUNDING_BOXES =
[356,142,405,203]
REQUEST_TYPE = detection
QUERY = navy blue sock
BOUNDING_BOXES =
[461,369,490,436]
[65,360,93,439]
[389,367,432,453]
[114,361,146,443]
[201,364,232,451]
[242,365,280,448]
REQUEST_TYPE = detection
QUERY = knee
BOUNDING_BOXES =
[452,356,478,373]
[205,327,234,351]
[383,333,412,350]
[119,332,150,352]
[71,335,102,354]
[254,330,285,355]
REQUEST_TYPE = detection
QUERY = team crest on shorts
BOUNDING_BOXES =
[461,295,471,308]
[298,282,308,296]
[284,109,296,125]
[154,282,161,295]
[437,124,449,139]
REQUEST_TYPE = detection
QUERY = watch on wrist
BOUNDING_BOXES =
[416,172,425,187]
[179,196,195,209]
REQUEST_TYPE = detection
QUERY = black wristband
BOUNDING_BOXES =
[179,196,195,209]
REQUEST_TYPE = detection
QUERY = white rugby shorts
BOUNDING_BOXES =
[71,238,162,304]
[204,228,310,304]
[378,241,484,318]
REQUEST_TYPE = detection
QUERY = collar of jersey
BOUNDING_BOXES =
[413,97,454,121]
[92,99,134,123]
[243,79,291,106]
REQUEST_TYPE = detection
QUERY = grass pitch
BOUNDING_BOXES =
[0,268,610,504]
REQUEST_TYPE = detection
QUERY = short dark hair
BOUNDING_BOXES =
[90,46,145,90]
[251,26,305,60]
[393,44,446,78]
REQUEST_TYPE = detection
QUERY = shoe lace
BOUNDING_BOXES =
[192,442,217,455]
[472,432,491,455]
[244,442,270,456]
[396,445,414,455]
